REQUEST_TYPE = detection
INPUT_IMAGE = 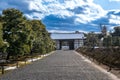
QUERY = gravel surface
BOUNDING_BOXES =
[0,50,115,80]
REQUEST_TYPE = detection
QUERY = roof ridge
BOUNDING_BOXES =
[51,32,83,34]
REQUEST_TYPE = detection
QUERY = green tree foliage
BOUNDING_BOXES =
[0,8,55,60]
[30,20,45,54]
[103,36,112,47]
[112,27,120,36]
[112,36,120,46]
[0,22,4,48]
[30,20,55,54]
[41,29,55,53]
[0,22,8,54]
[2,8,32,59]
[102,26,120,47]
[112,27,120,47]
[85,32,98,48]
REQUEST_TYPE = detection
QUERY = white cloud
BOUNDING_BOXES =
[74,1,107,24]
[75,18,87,24]
[109,15,120,24]
[25,12,45,19]
[48,30,88,33]
[29,1,46,11]
[109,26,115,30]
[24,14,33,19]
[1,0,120,32]
[64,0,84,9]
[48,30,75,33]
[26,0,75,19]
[109,0,120,2]
[25,0,107,22]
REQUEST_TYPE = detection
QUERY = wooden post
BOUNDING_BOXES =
[107,64,112,72]
[1,66,4,74]
[25,59,27,65]
[16,61,19,68]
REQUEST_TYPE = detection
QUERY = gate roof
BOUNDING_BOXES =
[50,33,84,40]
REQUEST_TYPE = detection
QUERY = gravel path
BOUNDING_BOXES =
[0,50,116,80]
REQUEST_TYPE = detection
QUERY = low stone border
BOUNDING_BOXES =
[74,51,120,80]
[0,51,55,74]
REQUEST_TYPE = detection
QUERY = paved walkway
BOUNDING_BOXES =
[0,50,117,80]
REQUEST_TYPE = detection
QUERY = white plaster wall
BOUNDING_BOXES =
[74,40,79,49]
[74,39,84,49]
[56,40,60,50]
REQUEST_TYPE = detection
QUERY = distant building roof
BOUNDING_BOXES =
[50,33,84,40]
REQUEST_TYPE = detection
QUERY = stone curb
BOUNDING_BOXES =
[1,51,55,73]
[74,51,120,80]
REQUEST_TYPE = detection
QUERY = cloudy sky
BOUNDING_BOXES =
[0,0,120,33]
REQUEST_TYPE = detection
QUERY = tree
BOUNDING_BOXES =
[112,27,120,47]
[0,22,9,62]
[101,25,107,36]
[103,36,112,47]
[0,22,8,53]
[1,8,55,60]
[85,32,98,49]
[0,21,4,48]
[2,8,31,59]
[112,27,120,36]
[112,36,120,46]
[30,20,55,54]
[29,20,44,54]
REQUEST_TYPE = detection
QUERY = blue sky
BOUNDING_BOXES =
[0,0,120,33]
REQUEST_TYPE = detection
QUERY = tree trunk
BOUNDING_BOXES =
[6,53,10,60]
